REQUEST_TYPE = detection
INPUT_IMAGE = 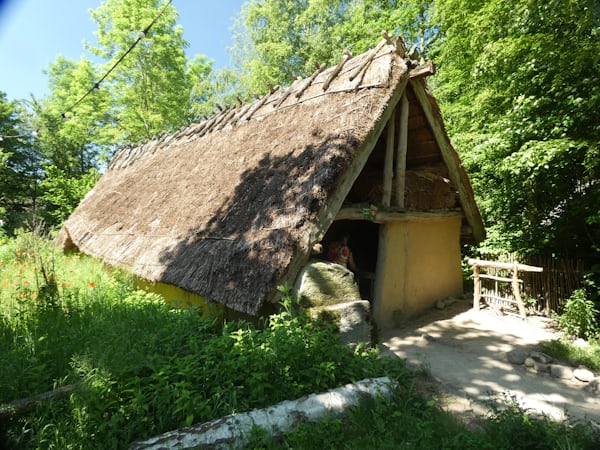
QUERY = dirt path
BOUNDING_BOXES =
[379,298,600,430]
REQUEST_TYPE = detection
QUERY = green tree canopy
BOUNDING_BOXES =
[231,0,434,97]
[87,0,210,142]
[431,0,600,256]
[0,93,41,232]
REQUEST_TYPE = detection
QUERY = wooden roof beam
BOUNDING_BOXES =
[335,207,463,223]
[409,61,435,79]
[409,78,485,242]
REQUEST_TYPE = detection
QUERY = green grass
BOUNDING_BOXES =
[541,338,600,373]
[0,233,598,449]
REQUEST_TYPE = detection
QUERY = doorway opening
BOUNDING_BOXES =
[321,220,380,300]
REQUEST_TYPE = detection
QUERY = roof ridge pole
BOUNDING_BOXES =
[322,50,352,91]
[395,94,409,208]
[382,109,396,207]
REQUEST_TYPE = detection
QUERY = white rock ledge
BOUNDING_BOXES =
[130,376,395,450]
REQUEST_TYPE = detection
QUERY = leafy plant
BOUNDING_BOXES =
[558,288,599,340]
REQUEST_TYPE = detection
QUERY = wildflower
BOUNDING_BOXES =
[33,267,38,272]
[31,293,38,300]
[23,280,30,285]
[89,282,96,289]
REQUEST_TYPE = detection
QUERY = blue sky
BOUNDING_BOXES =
[0,0,246,102]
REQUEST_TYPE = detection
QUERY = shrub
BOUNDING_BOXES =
[558,288,599,340]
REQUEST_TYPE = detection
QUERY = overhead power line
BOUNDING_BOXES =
[0,0,173,142]
[63,0,173,116]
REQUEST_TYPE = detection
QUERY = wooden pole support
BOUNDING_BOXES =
[382,110,396,207]
[395,93,409,207]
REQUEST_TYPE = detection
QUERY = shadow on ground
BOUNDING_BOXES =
[380,298,600,429]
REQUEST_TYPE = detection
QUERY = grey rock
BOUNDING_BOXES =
[587,378,600,395]
[422,333,437,343]
[573,338,590,348]
[529,351,553,364]
[506,349,528,365]
[573,367,595,383]
[533,361,550,373]
[550,364,573,380]
[524,357,535,368]
[311,300,372,349]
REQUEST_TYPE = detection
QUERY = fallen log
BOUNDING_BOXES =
[0,384,77,420]
[131,377,395,450]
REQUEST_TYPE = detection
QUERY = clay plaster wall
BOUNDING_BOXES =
[373,216,463,328]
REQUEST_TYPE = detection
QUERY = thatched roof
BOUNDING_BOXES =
[57,38,484,315]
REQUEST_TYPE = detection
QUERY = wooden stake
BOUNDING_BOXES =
[322,50,352,91]
[295,64,326,99]
[348,38,388,81]
[395,93,409,207]
[394,35,407,57]
[382,110,396,207]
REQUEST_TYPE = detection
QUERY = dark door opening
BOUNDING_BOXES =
[321,220,380,300]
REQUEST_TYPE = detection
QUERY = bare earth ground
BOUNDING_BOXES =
[379,298,600,432]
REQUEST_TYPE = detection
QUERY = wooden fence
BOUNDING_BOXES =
[468,258,543,319]
[475,254,585,315]
[521,255,585,314]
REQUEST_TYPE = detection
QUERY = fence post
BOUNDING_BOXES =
[473,264,481,311]
[512,262,527,320]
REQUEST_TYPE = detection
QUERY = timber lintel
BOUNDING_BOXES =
[335,207,463,223]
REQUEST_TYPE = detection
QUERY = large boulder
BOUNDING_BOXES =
[294,260,361,307]
[294,260,371,348]
[311,300,372,349]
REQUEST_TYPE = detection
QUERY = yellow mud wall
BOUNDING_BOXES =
[135,278,223,318]
[373,216,463,328]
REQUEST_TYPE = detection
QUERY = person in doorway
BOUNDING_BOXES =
[326,235,357,272]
